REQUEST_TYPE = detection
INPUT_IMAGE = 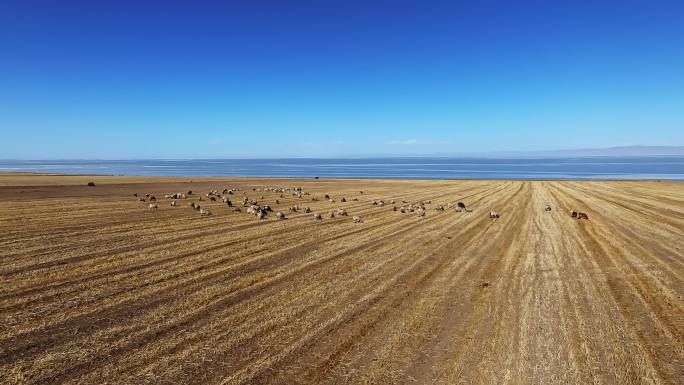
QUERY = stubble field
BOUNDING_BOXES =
[0,174,682,384]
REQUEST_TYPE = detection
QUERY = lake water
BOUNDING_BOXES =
[1,158,683,180]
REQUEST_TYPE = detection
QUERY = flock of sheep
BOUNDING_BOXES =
[134,186,589,222]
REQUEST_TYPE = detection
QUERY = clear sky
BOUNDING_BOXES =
[1,0,683,159]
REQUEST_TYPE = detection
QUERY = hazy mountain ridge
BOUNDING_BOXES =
[457,146,684,158]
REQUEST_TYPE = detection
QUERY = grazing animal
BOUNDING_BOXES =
[210,196,217,202]
[276,211,286,220]
[352,216,362,223]
[465,209,473,213]
[289,205,299,212]
[577,212,589,220]
[187,190,192,195]
[148,204,158,210]
[313,213,322,220]
[337,208,348,216]
[571,211,578,218]
[544,204,552,211]
[340,197,346,202]
[200,208,212,216]
[304,207,311,213]
[170,201,178,207]
[256,210,266,220]
[133,193,138,197]
[352,197,358,201]
[328,211,335,218]
[324,194,330,199]
[138,198,146,202]
[232,207,241,213]
[149,195,156,202]
[275,199,279,204]
[489,210,500,218]
[457,202,466,209]
[416,208,426,217]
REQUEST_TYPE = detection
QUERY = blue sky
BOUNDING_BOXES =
[1,0,683,159]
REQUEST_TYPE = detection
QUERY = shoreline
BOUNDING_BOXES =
[0,171,681,183]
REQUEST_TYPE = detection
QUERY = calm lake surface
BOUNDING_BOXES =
[1,158,683,180]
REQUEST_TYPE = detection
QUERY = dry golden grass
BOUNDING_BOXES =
[0,174,682,384]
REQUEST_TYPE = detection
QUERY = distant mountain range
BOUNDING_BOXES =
[465,146,684,158]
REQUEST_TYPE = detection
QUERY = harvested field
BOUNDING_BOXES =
[0,175,683,384]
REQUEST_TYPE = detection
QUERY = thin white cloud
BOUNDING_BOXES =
[389,139,418,145]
